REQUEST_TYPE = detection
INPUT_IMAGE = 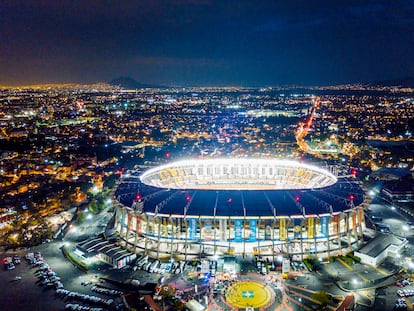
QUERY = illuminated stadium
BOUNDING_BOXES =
[113,158,366,260]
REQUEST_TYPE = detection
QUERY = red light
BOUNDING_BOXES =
[295,195,300,202]
[349,194,354,201]
[165,152,171,158]
[351,169,357,176]
[227,197,233,203]
[136,194,142,201]
[186,195,191,202]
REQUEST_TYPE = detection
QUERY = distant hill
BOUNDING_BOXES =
[369,77,414,88]
[109,77,166,89]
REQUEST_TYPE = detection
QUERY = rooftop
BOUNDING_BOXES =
[139,158,337,191]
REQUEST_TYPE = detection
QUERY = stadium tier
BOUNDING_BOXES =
[113,159,366,260]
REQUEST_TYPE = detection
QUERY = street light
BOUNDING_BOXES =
[403,225,409,237]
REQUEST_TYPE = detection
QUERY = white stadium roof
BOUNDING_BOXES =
[140,158,337,191]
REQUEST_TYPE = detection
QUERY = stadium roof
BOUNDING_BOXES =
[140,158,337,191]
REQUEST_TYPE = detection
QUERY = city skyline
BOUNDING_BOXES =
[1,0,414,86]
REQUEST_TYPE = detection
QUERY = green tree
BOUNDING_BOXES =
[76,211,86,224]
[311,290,331,308]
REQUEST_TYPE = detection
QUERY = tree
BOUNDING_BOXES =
[76,211,86,224]
[311,290,331,308]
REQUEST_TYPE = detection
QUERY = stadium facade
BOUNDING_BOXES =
[113,159,366,260]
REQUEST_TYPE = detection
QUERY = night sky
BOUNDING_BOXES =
[1,0,414,86]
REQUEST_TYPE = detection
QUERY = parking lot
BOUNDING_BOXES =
[361,195,414,310]
[0,248,66,311]
[1,192,413,311]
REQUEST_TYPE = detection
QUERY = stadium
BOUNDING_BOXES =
[113,158,366,261]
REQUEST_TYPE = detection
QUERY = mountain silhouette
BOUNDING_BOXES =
[109,77,166,89]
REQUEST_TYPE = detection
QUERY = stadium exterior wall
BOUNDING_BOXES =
[113,202,365,261]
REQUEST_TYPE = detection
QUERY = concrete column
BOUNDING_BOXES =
[272,218,276,264]
[313,217,317,255]
[184,218,188,262]
[119,207,125,239]
[125,211,131,248]
[213,217,217,256]
[357,207,364,239]
[352,211,359,245]
[257,217,261,258]
[169,218,174,262]
[336,215,341,255]
[134,213,140,253]
[300,221,304,261]
[144,216,150,255]
[156,218,162,259]
[346,213,351,249]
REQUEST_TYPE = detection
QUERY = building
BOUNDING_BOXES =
[354,233,407,266]
[76,235,136,268]
[382,176,414,202]
[113,158,366,261]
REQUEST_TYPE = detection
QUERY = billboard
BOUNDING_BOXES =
[234,219,243,242]
[282,259,290,274]
[127,212,133,230]
[320,216,329,237]
[332,215,339,235]
[352,213,356,231]
[121,209,127,228]
[219,219,227,241]
[189,218,197,240]
[136,214,142,236]
[249,219,257,241]
[202,219,213,241]
[280,218,286,241]
[307,217,314,239]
